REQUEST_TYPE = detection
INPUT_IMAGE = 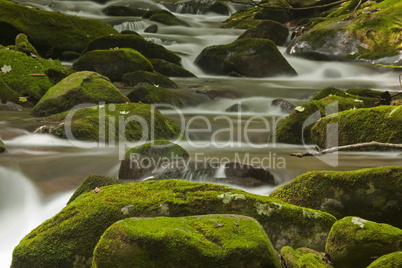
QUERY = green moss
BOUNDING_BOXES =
[0,78,20,104]
[281,246,332,268]
[311,106,402,148]
[149,59,196,78]
[149,13,187,26]
[46,103,181,142]
[72,48,153,82]
[83,34,181,66]
[12,180,336,268]
[222,8,260,29]
[326,216,402,268]
[126,84,182,107]
[124,140,189,159]
[68,174,120,204]
[367,251,402,268]
[93,215,282,268]
[31,71,129,117]
[0,139,6,153]
[0,48,66,103]
[0,0,118,57]
[270,166,402,227]
[122,70,177,88]
[15,33,39,56]
[237,20,289,46]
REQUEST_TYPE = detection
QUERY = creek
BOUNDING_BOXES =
[1,0,401,266]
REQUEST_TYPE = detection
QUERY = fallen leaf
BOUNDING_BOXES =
[295,106,305,112]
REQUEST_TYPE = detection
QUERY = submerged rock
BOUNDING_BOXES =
[238,20,289,46]
[225,162,276,186]
[31,71,129,117]
[122,70,177,88]
[270,166,402,228]
[119,140,190,180]
[311,106,402,148]
[272,98,296,114]
[12,180,336,268]
[0,0,118,57]
[83,34,181,65]
[126,84,182,107]
[93,215,282,268]
[0,102,23,111]
[43,103,180,142]
[72,48,153,82]
[326,216,402,268]
[366,251,402,268]
[194,38,297,77]
[226,103,249,112]
[102,5,146,16]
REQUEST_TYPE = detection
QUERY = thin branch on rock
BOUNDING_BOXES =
[228,0,347,10]
[290,141,402,158]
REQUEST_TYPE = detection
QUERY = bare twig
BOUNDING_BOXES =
[353,0,364,12]
[228,0,347,11]
[290,141,402,157]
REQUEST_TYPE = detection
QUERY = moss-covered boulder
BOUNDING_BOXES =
[287,0,402,63]
[367,251,402,268]
[44,103,180,142]
[12,180,336,268]
[122,70,177,88]
[0,78,20,105]
[326,216,402,268]
[72,48,153,82]
[119,140,189,180]
[0,140,6,153]
[93,215,282,268]
[31,71,129,117]
[14,33,39,57]
[270,166,402,228]
[280,246,332,268]
[146,10,188,26]
[0,48,67,104]
[150,58,196,77]
[238,20,289,46]
[127,84,183,107]
[194,38,297,77]
[0,0,118,58]
[274,91,365,144]
[68,174,120,204]
[311,106,402,148]
[83,34,181,66]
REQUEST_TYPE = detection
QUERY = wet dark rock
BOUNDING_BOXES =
[102,5,146,17]
[122,70,178,88]
[127,84,183,107]
[162,0,229,15]
[226,103,249,112]
[225,162,276,186]
[194,38,297,77]
[272,98,295,114]
[144,24,158,33]
[322,68,342,78]
[150,58,196,77]
[206,177,264,187]
[143,10,188,26]
[154,161,219,182]
[0,102,23,112]
[195,89,240,100]
[60,51,81,61]
[238,20,289,46]
[206,1,229,15]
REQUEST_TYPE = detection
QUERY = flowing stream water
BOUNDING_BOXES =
[1,0,401,266]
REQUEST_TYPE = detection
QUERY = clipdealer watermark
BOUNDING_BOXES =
[62,101,339,167]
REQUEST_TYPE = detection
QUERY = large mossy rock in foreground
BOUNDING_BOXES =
[0,48,66,104]
[280,246,332,268]
[72,48,153,82]
[0,0,118,58]
[270,166,402,228]
[367,251,402,268]
[83,34,181,66]
[287,0,402,63]
[326,216,402,268]
[45,103,180,142]
[93,215,282,268]
[12,180,336,268]
[194,38,297,77]
[31,71,129,117]
[119,140,189,180]
[311,106,402,148]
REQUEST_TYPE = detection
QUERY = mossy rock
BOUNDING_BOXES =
[326,216,402,268]
[367,251,402,268]
[0,48,67,104]
[72,48,153,82]
[274,93,365,144]
[31,71,129,117]
[102,5,147,16]
[93,215,282,268]
[0,0,118,58]
[68,174,120,204]
[0,140,6,153]
[222,8,261,29]
[270,166,402,228]
[311,106,402,148]
[126,84,182,107]
[83,34,181,66]
[14,33,39,56]
[288,0,402,63]
[150,58,196,77]
[44,103,181,142]
[122,70,178,88]
[12,180,336,268]
[238,20,289,46]
[206,1,229,15]
[194,38,297,77]
[148,11,188,26]
[119,140,189,180]
[0,78,21,105]
[280,246,332,268]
